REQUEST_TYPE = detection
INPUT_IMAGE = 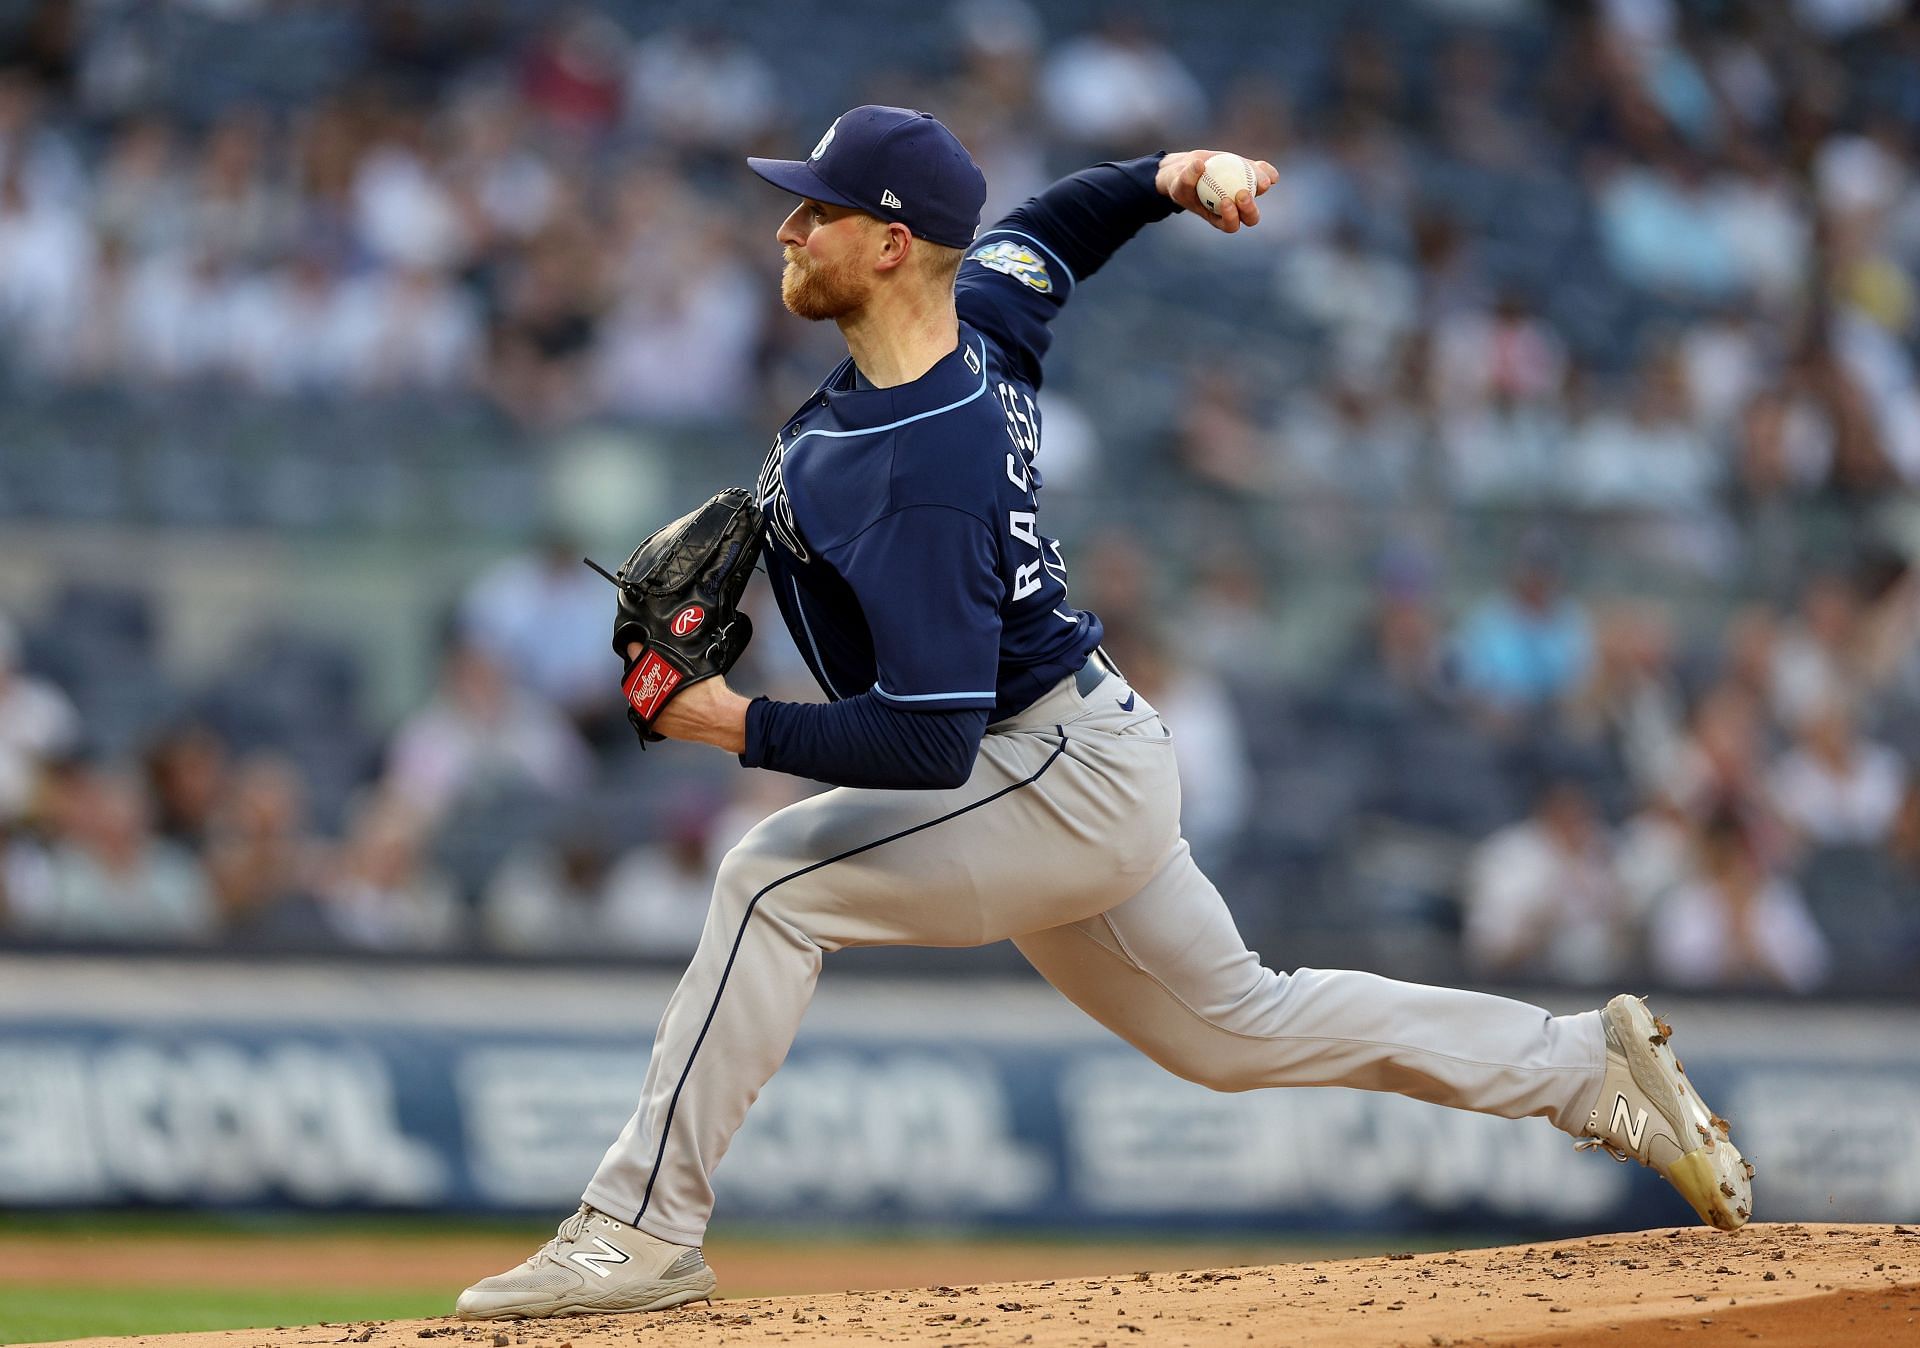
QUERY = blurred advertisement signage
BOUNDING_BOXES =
[1,1019,1914,1228]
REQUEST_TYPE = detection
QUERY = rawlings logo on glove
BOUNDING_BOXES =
[587,487,764,746]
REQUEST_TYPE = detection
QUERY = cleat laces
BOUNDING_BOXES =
[1574,1136,1634,1163]
[526,1205,592,1268]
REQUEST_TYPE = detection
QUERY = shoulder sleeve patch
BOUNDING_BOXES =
[968,239,1053,294]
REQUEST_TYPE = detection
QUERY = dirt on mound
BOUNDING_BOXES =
[36,1224,1919,1348]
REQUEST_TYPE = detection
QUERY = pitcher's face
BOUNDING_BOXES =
[777,199,874,321]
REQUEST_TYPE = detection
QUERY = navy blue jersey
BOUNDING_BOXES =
[756,311,1097,723]
[743,155,1176,788]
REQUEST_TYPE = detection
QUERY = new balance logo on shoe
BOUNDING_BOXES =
[1611,1093,1648,1151]
[568,1236,633,1279]
[881,190,903,209]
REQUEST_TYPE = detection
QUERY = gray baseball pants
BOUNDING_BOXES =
[582,665,1608,1245]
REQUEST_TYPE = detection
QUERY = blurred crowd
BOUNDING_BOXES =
[4,0,1920,992]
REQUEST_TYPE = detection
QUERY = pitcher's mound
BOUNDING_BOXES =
[36,1224,1919,1348]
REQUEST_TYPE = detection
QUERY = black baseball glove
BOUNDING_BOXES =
[587,487,764,745]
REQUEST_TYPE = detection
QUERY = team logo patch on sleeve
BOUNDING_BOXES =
[969,240,1053,294]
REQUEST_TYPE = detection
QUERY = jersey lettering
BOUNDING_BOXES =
[1013,559,1043,601]
[757,433,810,563]
[1009,511,1039,548]
[995,382,1038,461]
[1043,539,1069,583]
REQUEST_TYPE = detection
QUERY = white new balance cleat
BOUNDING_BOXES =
[455,1204,718,1319]
[1576,994,1753,1231]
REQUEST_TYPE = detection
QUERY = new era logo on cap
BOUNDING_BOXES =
[746,105,987,249]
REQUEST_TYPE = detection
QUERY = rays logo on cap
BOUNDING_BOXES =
[809,119,839,161]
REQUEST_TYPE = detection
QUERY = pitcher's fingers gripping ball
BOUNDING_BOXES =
[1158,149,1278,231]
[587,487,765,745]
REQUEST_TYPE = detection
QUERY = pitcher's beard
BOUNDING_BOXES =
[781,254,865,321]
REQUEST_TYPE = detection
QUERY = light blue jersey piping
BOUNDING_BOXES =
[872,682,996,704]
[786,338,990,450]
[792,577,845,701]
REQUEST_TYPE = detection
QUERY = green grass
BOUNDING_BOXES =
[0,1286,451,1345]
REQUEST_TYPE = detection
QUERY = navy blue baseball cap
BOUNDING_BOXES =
[748,105,987,250]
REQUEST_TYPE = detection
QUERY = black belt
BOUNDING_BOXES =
[1073,647,1121,697]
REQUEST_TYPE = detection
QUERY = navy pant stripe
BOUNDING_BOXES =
[634,732,1069,1224]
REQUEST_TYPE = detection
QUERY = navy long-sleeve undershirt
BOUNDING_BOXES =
[996,153,1178,289]
[742,695,990,791]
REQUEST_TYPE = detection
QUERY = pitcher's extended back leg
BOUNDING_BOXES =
[1014,841,1606,1132]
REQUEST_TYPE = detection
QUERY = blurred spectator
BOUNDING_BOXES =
[1771,572,1861,729]
[1100,623,1253,864]
[1432,293,1565,417]
[1437,389,1566,505]
[604,798,728,957]
[204,754,331,944]
[0,614,81,825]
[315,792,461,951]
[942,0,1050,225]
[1651,810,1831,992]
[482,818,617,955]
[483,220,604,426]
[1564,600,1688,795]
[142,721,229,850]
[1188,547,1284,673]
[1681,312,1765,437]
[188,106,293,265]
[1453,535,1594,718]
[1661,683,1788,865]
[1040,15,1205,151]
[460,533,623,727]
[1410,209,1486,323]
[91,115,188,257]
[0,157,89,373]
[1279,222,1417,380]
[1567,343,1720,511]
[1428,31,1533,170]
[446,84,560,244]
[351,113,467,272]
[384,641,592,824]
[1770,696,1907,846]
[1597,150,1742,299]
[626,27,779,154]
[1171,366,1269,496]
[1272,369,1423,502]
[518,10,627,137]
[1883,778,1920,877]
[1462,779,1633,983]
[1715,138,1811,309]
[1340,543,1454,709]
[0,71,84,207]
[1615,794,1696,918]
[594,179,764,418]
[7,765,215,943]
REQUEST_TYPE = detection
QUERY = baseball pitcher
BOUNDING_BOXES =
[457,107,1750,1319]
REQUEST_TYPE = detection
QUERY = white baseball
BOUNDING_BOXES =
[1195,152,1258,216]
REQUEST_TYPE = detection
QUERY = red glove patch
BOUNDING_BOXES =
[622,649,685,722]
